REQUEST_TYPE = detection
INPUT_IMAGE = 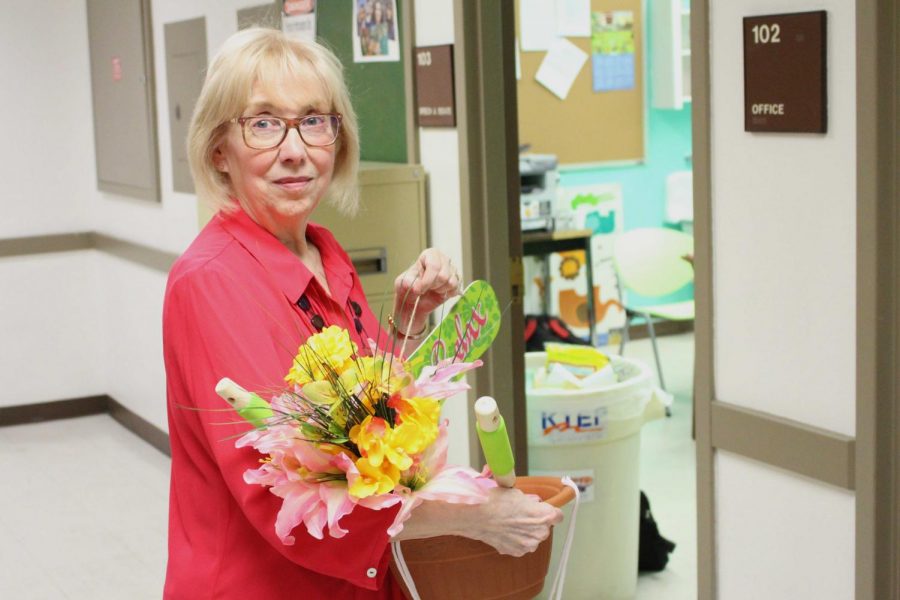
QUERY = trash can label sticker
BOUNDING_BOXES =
[530,468,596,502]
[535,406,608,444]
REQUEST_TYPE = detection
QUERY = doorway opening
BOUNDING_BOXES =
[512,1,697,598]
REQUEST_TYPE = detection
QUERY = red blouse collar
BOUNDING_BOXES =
[216,206,355,307]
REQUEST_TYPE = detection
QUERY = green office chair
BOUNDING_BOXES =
[613,228,694,400]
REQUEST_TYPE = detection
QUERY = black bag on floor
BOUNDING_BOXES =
[523,314,592,352]
[639,491,676,572]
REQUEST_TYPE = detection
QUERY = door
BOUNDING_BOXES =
[692,0,898,598]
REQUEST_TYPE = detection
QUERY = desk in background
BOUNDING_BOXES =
[522,229,595,344]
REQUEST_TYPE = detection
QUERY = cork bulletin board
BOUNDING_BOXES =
[515,0,645,165]
[317,0,408,163]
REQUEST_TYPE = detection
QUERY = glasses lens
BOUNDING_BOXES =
[300,114,339,146]
[244,117,286,149]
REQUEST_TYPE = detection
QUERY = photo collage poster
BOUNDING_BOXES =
[353,0,400,63]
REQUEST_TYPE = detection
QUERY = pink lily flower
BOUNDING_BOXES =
[407,359,483,400]
[386,420,496,537]
[240,427,375,543]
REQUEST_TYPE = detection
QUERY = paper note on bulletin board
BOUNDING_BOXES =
[516,0,645,165]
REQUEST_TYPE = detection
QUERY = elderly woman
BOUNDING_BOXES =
[162,28,561,599]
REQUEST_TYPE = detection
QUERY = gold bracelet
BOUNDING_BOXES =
[388,315,428,341]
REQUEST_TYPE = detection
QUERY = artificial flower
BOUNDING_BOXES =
[347,355,410,396]
[408,358,483,400]
[390,396,440,455]
[387,421,496,536]
[349,455,401,499]
[228,314,495,543]
[285,325,358,386]
[301,380,342,406]
[350,416,414,471]
[239,429,359,542]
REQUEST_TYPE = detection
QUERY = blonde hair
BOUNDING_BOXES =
[188,28,360,215]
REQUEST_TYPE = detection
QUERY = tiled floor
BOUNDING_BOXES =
[0,414,170,599]
[622,333,697,600]
[0,333,696,599]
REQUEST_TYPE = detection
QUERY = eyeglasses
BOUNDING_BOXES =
[232,114,342,150]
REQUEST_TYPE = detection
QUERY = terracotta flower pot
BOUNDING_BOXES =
[390,476,576,600]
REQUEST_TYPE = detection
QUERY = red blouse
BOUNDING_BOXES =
[163,208,405,599]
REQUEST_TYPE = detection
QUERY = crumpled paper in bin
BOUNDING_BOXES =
[531,343,619,390]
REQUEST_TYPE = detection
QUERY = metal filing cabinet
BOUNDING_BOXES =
[313,162,428,310]
[195,162,429,311]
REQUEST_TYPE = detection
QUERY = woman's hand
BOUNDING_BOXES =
[394,487,564,557]
[462,487,564,556]
[392,248,462,335]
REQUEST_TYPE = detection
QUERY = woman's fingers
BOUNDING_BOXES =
[394,249,462,306]
[413,249,455,295]
[490,521,554,556]
[391,249,464,335]
[394,265,420,299]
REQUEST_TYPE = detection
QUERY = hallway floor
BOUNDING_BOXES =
[0,333,696,599]
[621,332,697,600]
[0,413,169,599]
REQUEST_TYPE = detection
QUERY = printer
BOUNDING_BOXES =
[519,154,559,231]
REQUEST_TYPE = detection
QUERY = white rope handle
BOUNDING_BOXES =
[547,476,581,600]
[391,540,422,600]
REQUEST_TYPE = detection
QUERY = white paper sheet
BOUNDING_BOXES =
[665,170,694,222]
[515,39,522,80]
[519,0,556,51]
[535,37,588,100]
[282,13,316,42]
[556,0,590,37]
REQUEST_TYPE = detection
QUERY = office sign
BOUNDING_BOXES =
[743,11,827,133]
[414,44,455,127]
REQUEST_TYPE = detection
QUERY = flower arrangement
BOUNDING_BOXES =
[219,281,502,545]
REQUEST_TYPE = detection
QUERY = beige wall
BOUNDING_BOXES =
[414,0,472,468]
[708,1,857,597]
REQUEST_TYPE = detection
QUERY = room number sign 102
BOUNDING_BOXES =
[751,23,781,44]
[743,11,827,133]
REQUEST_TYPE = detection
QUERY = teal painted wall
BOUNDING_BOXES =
[558,12,695,307]
[558,107,692,230]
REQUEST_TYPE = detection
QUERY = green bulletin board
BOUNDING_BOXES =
[316,1,407,163]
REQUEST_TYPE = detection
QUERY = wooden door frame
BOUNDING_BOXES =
[855,0,899,596]
[453,0,528,467]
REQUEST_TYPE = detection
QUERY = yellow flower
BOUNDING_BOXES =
[285,326,358,386]
[399,397,441,425]
[349,356,410,395]
[350,416,413,471]
[327,401,349,429]
[301,380,341,406]
[390,397,440,455]
[349,456,401,499]
[392,420,436,456]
